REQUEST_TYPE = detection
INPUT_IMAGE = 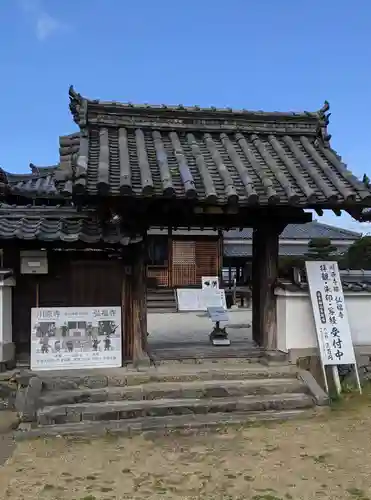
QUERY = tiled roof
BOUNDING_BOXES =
[0,204,141,244]
[279,270,371,293]
[224,241,354,258]
[5,164,59,197]
[224,221,361,241]
[53,87,371,208]
[0,134,79,199]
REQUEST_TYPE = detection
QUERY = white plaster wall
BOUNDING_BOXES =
[276,289,371,352]
[0,277,16,362]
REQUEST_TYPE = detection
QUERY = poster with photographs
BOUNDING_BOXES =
[201,276,220,290]
[31,307,122,371]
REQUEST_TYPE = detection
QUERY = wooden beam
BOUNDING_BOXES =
[125,240,149,366]
[252,223,282,349]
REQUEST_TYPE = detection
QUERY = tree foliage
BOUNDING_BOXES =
[305,237,338,261]
[342,236,371,269]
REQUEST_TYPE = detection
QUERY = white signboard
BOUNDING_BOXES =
[201,276,219,289]
[201,288,227,310]
[306,261,356,366]
[31,306,122,371]
[176,288,227,311]
[176,289,203,311]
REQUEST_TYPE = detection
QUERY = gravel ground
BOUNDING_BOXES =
[0,389,370,500]
[147,309,253,347]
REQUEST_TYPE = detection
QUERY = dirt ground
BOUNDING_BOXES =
[1,391,371,500]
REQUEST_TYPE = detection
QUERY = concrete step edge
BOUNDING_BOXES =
[16,408,318,440]
[39,392,314,416]
[39,379,307,406]
[39,369,298,390]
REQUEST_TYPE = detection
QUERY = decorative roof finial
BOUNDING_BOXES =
[68,86,87,126]
[0,167,9,197]
[317,100,332,146]
[319,101,330,115]
[29,163,38,174]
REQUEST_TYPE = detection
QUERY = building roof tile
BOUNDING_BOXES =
[224,221,361,241]
[0,204,140,244]
[52,87,371,208]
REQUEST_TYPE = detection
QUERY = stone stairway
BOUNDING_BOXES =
[147,288,177,313]
[15,359,327,439]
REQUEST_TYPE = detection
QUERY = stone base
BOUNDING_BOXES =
[0,342,15,365]
[209,324,228,342]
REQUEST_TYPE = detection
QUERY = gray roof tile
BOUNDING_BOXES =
[0,204,140,244]
[53,87,371,207]
[224,221,361,241]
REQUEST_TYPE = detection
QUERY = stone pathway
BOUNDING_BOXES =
[148,309,252,348]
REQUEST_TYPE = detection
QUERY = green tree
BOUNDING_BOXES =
[305,237,338,261]
[343,236,371,269]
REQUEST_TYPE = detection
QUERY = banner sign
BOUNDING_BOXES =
[31,306,122,371]
[305,261,356,366]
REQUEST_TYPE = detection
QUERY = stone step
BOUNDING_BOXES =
[39,378,307,407]
[38,364,297,391]
[37,393,314,426]
[147,299,177,307]
[147,308,178,313]
[147,294,176,301]
[149,346,264,361]
[17,408,318,440]
[147,288,175,295]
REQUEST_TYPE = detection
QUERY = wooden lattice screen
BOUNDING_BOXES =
[172,240,197,286]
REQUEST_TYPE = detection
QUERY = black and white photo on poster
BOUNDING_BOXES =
[31,307,122,371]
[201,276,219,290]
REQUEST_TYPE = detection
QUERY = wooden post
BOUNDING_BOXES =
[121,267,127,365]
[131,239,149,366]
[252,224,282,349]
[168,227,173,289]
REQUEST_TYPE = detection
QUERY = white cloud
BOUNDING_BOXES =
[18,0,68,41]
[35,12,60,41]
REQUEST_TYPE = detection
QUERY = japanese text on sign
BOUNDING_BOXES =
[306,261,356,366]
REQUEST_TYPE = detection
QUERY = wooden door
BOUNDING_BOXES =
[70,260,123,306]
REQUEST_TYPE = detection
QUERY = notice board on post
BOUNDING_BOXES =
[176,288,227,312]
[305,261,361,393]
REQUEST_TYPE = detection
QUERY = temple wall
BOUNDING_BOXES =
[276,288,371,358]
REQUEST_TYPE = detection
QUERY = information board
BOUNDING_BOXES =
[176,289,203,311]
[207,306,229,323]
[176,288,227,311]
[201,288,227,310]
[306,261,356,366]
[31,306,122,371]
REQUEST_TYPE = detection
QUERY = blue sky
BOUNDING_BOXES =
[1,0,370,232]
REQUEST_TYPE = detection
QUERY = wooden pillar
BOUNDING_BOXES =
[125,240,149,365]
[168,228,173,289]
[218,230,223,286]
[252,224,281,349]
